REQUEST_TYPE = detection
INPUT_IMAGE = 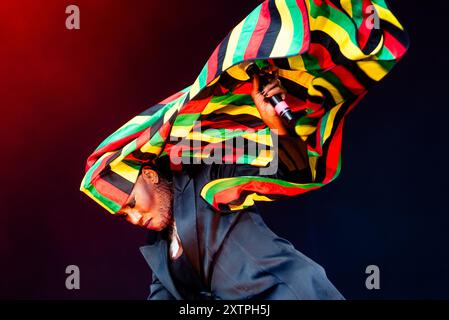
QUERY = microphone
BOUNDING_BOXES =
[244,62,296,129]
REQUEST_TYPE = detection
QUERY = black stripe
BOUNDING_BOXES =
[279,76,309,101]
[311,30,377,89]
[257,0,282,58]
[197,112,265,128]
[101,167,135,195]
[215,33,231,78]
[272,57,292,70]
[381,19,410,49]
[132,149,157,161]
[314,85,337,109]
[139,103,165,116]
[149,115,164,138]
[314,97,353,182]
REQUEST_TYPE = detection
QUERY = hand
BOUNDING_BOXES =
[250,73,289,136]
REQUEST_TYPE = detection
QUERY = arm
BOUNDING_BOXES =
[148,272,176,300]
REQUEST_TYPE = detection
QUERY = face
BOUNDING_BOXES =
[117,167,173,231]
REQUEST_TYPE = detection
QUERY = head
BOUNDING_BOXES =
[117,164,174,231]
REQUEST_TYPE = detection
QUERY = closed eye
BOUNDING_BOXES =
[126,197,136,209]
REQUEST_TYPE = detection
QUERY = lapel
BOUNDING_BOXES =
[139,241,182,300]
[172,169,202,278]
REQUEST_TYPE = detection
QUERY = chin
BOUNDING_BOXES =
[148,222,167,232]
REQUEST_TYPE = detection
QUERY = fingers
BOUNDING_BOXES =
[265,86,286,99]
[251,74,261,96]
[261,79,279,95]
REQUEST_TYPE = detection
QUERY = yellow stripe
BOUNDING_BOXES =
[140,142,162,155]
[373,3,404,31]
[215,104,260,117]
[200,177,235,198]
[356,60,389,81]
[295,124,317,137]
[250,149,273,167]
[170,125,192,138]
[110,161,140,183]
[340,0,353,18]
[190,77,201,99]
[309,156,318,182]
[279,69,314,88]
[323,102,343,143]
[226,64,251,81]
[313,77,344,104]
[222,18,245,70]
[309,15,367,60]
[229,193,273,211]
[271,0,294,57]
[288,55,306,70]
[187,131,226,143]
[241,132,273,146]
[207,75,221,87]
[163,104,178,124]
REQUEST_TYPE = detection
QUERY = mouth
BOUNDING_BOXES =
[143,218,152,228]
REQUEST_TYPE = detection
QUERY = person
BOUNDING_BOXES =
[116,74,345,300]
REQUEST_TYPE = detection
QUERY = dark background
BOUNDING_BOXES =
[1,0,448,299]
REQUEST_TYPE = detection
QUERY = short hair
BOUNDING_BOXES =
[141,157,173,183]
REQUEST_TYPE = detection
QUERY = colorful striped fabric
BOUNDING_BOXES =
[80,0,409,214]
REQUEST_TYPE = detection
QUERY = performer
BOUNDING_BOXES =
[80,0,408,301]
[117,74,343,300]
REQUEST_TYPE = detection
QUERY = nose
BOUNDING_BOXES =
[124,210,143,225]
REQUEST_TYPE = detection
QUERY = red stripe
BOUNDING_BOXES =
[212,180,320,210]
[135,127,152,150]
[323,116,343,184]
[297,0,310,53]
[332,65,366,94]
[383,30,408,60]
[95,178,130,208]
[86,130,145,170]
[244,1,271,60]
[88,152,115,183]
[179,96,213,114]
[206,46,219,83]
[357,0,373,50]
[308,43,334,71]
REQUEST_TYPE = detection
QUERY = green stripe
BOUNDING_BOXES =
[319,111,330,144]
[86,184,121,213]
[173,113,200,127]
[210,92,256,106]
[350,0,364,29]
[232,5,262,64]
[309,0,359,48]
[206,176,323,199]
[198,64,208,89]
[372,0,389,10]
[285,0,305,55]
[82,155,121,212]
[96,104,170,151]
[321,71,354,102]
[376,45,395,61]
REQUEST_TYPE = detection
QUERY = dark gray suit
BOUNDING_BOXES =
[139,135,344,300]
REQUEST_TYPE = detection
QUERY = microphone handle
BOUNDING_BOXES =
[258,77,296,129]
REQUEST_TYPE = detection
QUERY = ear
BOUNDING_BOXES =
[141,166,159,184]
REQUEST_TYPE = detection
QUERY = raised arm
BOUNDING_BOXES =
[211,73,311,182]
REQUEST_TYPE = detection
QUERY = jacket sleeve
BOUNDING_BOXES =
[148,272,176,300]
[212,131,311,183]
